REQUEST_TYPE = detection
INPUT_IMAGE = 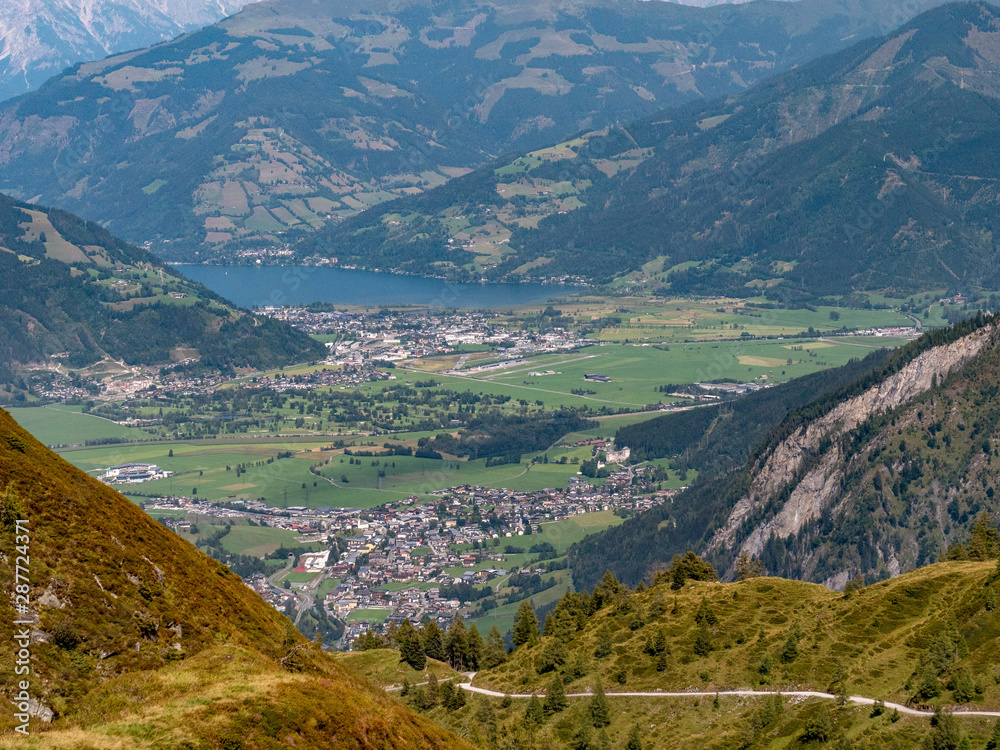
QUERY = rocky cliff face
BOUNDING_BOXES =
[706,322,1000,585]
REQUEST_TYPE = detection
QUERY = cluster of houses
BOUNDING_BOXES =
[246,365,392,393]
[151,463,679,640]
[256,306,587,369]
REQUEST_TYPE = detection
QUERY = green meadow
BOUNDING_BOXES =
[7,404,156,446]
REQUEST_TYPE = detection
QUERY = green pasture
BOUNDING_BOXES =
[346,608,393,624]
[472,338,906,407]
[534,510,624,554]
[8,405,156,446]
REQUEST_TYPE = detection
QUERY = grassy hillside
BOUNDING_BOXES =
[314,2,1000,295]
[0,193,323,380]
[480,564,1000,704]
[384,562,1000,749]
[0,406,471,748]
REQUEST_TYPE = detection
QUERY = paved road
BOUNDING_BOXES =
[456,684,1000,718]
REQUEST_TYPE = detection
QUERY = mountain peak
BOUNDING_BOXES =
[0,0,259,101]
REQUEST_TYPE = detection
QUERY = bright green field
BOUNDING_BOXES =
[280,571,320,584]
[534,510,624,554]
[346,608,393,624]
[7,405,156,446]
[404,338,907,409]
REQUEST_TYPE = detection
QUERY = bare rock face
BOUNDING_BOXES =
[707,324,996,561]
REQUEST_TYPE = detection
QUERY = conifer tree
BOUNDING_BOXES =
[625,724,643,750]
[483,625,508,668]
[513,600,540,648]
[571,716,592,750]
[397,619,426,670]
[467,624,484,670]
[589,679,611,728]
[594,626,613,658]
[544,673,568,715]
[986,719,1000,750]
[446,615,470,669]
[524,694,545,726]
[422,619,445,662]
[694,622,713,656]
[594,728,611,750]
[968,512,1000,560]
[426,671,439,706]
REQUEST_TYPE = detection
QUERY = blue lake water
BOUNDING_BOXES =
[176,265,580,309]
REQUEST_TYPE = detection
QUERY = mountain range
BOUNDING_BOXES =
[0,0,958,262]
[0,192,323,388]
[309,1,1000,296]
[0,0,259,102]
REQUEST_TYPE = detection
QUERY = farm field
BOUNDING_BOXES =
[7,404,156,446]
[534,510,624,554]
[453,338,909,408]
[543,295,916,343]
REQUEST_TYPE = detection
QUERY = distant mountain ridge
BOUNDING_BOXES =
[0,0,957,261]
[0,0,259,102]
[310,1,1000,295]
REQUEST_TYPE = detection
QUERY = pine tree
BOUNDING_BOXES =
[656,651,668,672]
[625,724,643,750]
[483,625,508,669]
[513,600,540,649]
[422,619,445,662]
[439,679,455,709]
[524,694,545,726]
[968,512,1000,560]
[693,622,713,657]
[446,615,470,670]
[652,627,667,655]
[397,619,426,671]
[467,624,484,670]
[589,680,611,728]
[594,728,611,750]
[426,671,439,707]
[594,626,613,658]
[695,598,718,626]
[570,716,593,750]
[544,612,556,637]
[544,673,568,715]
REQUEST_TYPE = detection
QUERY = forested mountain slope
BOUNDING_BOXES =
[314,1,1000,294]
[571,315,1000,591]
[0,0,957,260]
[0,193,323,381]
[0,406,472,747]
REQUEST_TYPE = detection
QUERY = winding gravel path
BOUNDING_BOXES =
[456,683,1000,718]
